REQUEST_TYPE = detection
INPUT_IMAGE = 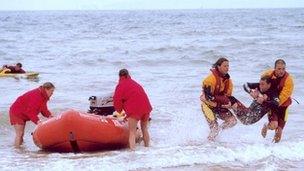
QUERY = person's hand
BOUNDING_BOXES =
[250,88,259,99]
[262,94,268,101]
[231,103,238,110]
[201,92,218,107]
[200,93,206,102]
[256,95,264,104]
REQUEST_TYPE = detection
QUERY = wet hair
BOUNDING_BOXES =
[119,69,129,78]
[42,82,55,90]
[260,75,271,84]
[212,57,229,68]
[16,63,22,68]
[274,59,286,68]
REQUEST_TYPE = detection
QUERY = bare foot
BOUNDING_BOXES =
[207,127,220,141]
[207,135,215,141]
[261,123,268,138]
[273,127,282,143]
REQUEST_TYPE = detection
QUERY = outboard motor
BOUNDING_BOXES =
[88,94,115,116]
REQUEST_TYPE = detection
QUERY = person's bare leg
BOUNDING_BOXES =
[220,116,237,130]
[135,128,143,144]
[273,127,282,143]
[261,123,268,138]
[261,121,277,138]
[268,121,278,130]
[128,118,138,150]
[140,120,150,147]
[13,124,25,148]
[207,121,219,141]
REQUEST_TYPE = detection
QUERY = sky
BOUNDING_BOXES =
[0,0,303,10]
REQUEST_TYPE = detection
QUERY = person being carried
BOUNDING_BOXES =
[113,69,152,150]
[9,82,55,147]
[200,57,237,141]
[231,76,280,125]
[1,63,26,74]
[260,59,294,143]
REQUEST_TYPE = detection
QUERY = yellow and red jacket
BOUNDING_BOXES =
[262,69,294,107]
[202,69,233,106]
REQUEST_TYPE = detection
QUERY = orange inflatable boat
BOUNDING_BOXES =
[32,109,129,152]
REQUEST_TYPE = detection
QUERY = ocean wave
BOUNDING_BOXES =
[0,50,7,56]
[138,45,212,55]
[0,16,11,22]
[136,59,181,67]
[72,50,98,57]
[0,38,16,43]
[6,29,21,33]
[138,45,182,54]
[110,61,128,66]
[198,50,223,60]
[293,25,304,29]
[3,141,303,171]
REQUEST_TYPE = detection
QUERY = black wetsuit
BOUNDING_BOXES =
[234,83,279,125]
[3,65,25,73]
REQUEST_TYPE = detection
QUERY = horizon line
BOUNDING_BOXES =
[0,7,303,11]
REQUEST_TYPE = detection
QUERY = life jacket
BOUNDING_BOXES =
[211,68,230,96]
[270,71,292,106]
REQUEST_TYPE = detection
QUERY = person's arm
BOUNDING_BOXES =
[202,85,214,101]
[202,75,216,101]
[19,69,26,73]
[279,75,294,106]
[226,79,233,96]
[214,79,233,107]
[41,102,52,118]
[200,89,217,107]
[113,84,124,113]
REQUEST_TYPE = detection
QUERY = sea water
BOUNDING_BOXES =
[0,9,304,170]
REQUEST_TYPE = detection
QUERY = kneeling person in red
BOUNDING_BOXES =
[113,69,152,150]
[9,82,55,147]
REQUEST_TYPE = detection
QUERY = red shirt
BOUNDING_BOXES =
[10,87,51,124]
[113,76,152,117]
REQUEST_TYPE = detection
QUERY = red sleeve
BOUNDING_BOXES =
[113,84,124,113]
[20,69,26,73]
[40,102,51,118]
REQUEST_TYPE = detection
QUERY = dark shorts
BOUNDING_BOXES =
[269,106,288,129]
